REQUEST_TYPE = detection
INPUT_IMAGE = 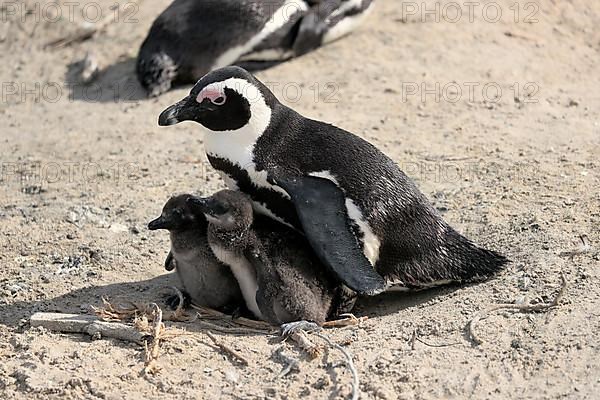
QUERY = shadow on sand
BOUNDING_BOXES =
[0,273,460,335]
[65,57,148,103]
[64,57,287,104]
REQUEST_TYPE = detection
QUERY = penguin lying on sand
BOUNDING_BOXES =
[137,0,374,96]
[188,189,346,326]
[148,194,243,311]
[158,66,508,296]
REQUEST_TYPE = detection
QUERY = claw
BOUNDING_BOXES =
[280,320,321,337]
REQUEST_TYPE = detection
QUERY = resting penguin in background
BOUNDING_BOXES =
[148,194,243,311]
[137,0,374,96]
[188,190,348,326]
[158,66,509,297]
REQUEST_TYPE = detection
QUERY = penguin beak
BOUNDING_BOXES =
[148,216,169,230]
[158,96,195,126]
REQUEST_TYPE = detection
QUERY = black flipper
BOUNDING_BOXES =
[164,250,175,271]
[293,0,342,56]
[269,173,386,295]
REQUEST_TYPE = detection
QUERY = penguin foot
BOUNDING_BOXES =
[225,303,252,320]
[165,290,191,310]
[136,52,178,97]
[280,320,321,337]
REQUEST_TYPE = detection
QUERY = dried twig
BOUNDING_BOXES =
[190,303,273,330]
[205,331,249,366]
[288,330,323,359]
[504,31,539,42]
[414,335,461,348]
[143,304,163,375]
[313,332,359,400]
[467,273,568,345]
[194,319,276,335]
[410,330,417,350]
[322,314,368,328]
[559,235,591,259]
[273,347,299,378]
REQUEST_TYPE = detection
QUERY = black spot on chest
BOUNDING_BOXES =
[207,155,301,229]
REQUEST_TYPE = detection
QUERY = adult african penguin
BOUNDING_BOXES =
[137,0,374,96]
[158,66,508,295]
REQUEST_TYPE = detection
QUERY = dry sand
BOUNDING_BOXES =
[1,0,599,398]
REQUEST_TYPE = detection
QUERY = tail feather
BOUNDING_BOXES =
[385,226,508,290]
[443,228,508,283]
[136,51,178,97]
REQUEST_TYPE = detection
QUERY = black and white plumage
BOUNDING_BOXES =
[148,194,243,311]
[158,66,508,295]
[137,0,374,96]
[188,190,342,325]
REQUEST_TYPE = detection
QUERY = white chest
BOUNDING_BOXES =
[209,243,263,319]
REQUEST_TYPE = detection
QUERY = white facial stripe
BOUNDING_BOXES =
[203,77,271,166]
[211,0,308,70]
[202,78,290,210]
[309,171,381,266]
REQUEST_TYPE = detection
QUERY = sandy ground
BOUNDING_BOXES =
[1,0,599,398]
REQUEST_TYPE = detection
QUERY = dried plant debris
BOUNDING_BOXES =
[205,331,249,367]
[143,304,164,375]
[322,314,368,329]
[559,235,591,259]
[467,273,568,345]
[312,330,360,400]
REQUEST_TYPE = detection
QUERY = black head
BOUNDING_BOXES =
[148,194,207,232]
[158,66,277,132]
[187,190,253,231]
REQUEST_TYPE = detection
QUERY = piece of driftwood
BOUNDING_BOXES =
[30,312,145,343]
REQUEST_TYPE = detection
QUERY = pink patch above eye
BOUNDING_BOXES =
[197,88,225,103]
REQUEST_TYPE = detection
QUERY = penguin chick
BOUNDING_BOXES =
[148,194,243,311]
[189,190,339,326]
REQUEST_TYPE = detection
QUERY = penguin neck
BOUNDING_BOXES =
[169,228,204,255]
[207,224,252,252]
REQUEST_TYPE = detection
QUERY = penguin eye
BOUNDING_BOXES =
[211,96,226,106]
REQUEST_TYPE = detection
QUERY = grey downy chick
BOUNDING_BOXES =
[148,194,243,311]
[188,190,340,326]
